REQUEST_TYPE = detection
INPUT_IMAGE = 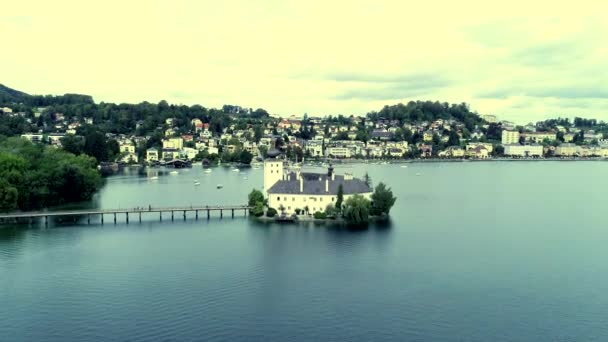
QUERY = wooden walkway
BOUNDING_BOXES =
[0,205,251,225]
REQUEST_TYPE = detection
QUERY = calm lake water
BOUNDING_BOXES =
[2,161,608,341]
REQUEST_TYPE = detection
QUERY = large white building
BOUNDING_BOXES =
[501,130,520,145]
[263,149,372,216]
[503,144,543,157]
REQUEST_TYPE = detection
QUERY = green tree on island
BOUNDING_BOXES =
[335,184,344,213]
[248,189,265,217]
[343,194,371,225]
[370,182,396,217]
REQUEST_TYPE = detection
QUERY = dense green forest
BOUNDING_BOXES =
[366,101,485,131]
[0,137,103,211]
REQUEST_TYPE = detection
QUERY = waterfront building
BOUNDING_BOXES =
[263,149,372,215]
[466,143,493,153]
[467,145,489,159]
[305,140,324,157]
[146,148,159,162]
[503,144,543,157]
[501,130,520,145]
[440,146,465,158]
[555,143,577,157]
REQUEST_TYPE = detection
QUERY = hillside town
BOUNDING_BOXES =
[3,99,608,165]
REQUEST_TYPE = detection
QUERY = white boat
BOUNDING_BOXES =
[217,184,223,189]
[194,181,201,186]
[169,170,178,175]
[149,176,159,180]
[204,169,212,173]
[232,168,240,172]
[243,176,248,180]
[401,165,408,168]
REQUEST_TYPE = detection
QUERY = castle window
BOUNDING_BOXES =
[332,197,335,202]
[277,197,280,201]
[284,197,287,201]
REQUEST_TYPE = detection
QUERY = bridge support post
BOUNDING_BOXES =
[160,212,162,221]
[126,212,129,224]
[139,212,142,223]
[171,211,174,221]
[183,211,186,221]
[101,214,104,224]
[88,214,90,224]
[45,216,48,226]
[114,213,117,224]
[207,209,210,220]
[232,209,234,218]
[220,209,223,219]
[195,210,198,220]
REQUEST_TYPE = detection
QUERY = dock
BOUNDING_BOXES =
[0,205,251,225]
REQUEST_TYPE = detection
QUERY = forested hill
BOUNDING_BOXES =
[0,84,29,103]
[366,101,485,130]
[0,84,94,107]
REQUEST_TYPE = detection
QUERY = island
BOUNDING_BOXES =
[248,148,396,225]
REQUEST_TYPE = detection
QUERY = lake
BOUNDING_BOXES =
[2,161,608,341]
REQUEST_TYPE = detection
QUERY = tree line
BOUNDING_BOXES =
[0,137,103,212]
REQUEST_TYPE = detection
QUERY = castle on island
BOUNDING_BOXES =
[263,149,372,215]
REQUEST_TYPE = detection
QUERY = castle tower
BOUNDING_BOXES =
[264,148,284,196]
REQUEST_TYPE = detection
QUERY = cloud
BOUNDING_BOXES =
[510,39,595,67]
[2,0,608,123]
[328,73,450,101]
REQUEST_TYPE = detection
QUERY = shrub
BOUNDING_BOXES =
[250,202,264,217]
[343,194,371,224]
[313,211,327,219]
[266,207,278,217]
[324,204,338,218]
[295,208,302,215]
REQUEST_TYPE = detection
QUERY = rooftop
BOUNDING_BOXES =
[267,172,371,195]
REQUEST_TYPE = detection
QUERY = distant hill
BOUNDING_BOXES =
[0,84,30,102]
[0,84,93,106]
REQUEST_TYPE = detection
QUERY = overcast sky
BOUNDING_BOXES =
[2,0,607,123]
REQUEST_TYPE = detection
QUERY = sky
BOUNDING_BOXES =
[2,0,608,123]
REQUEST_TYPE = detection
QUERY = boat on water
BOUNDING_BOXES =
[194,181,201,186]
[169,170,178,175]
[217,184,223,189]
[401,165,408,168]
[149,176,159,180]
[204,169,212,173]
[232,168,240,172]
[243,176,248,180]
